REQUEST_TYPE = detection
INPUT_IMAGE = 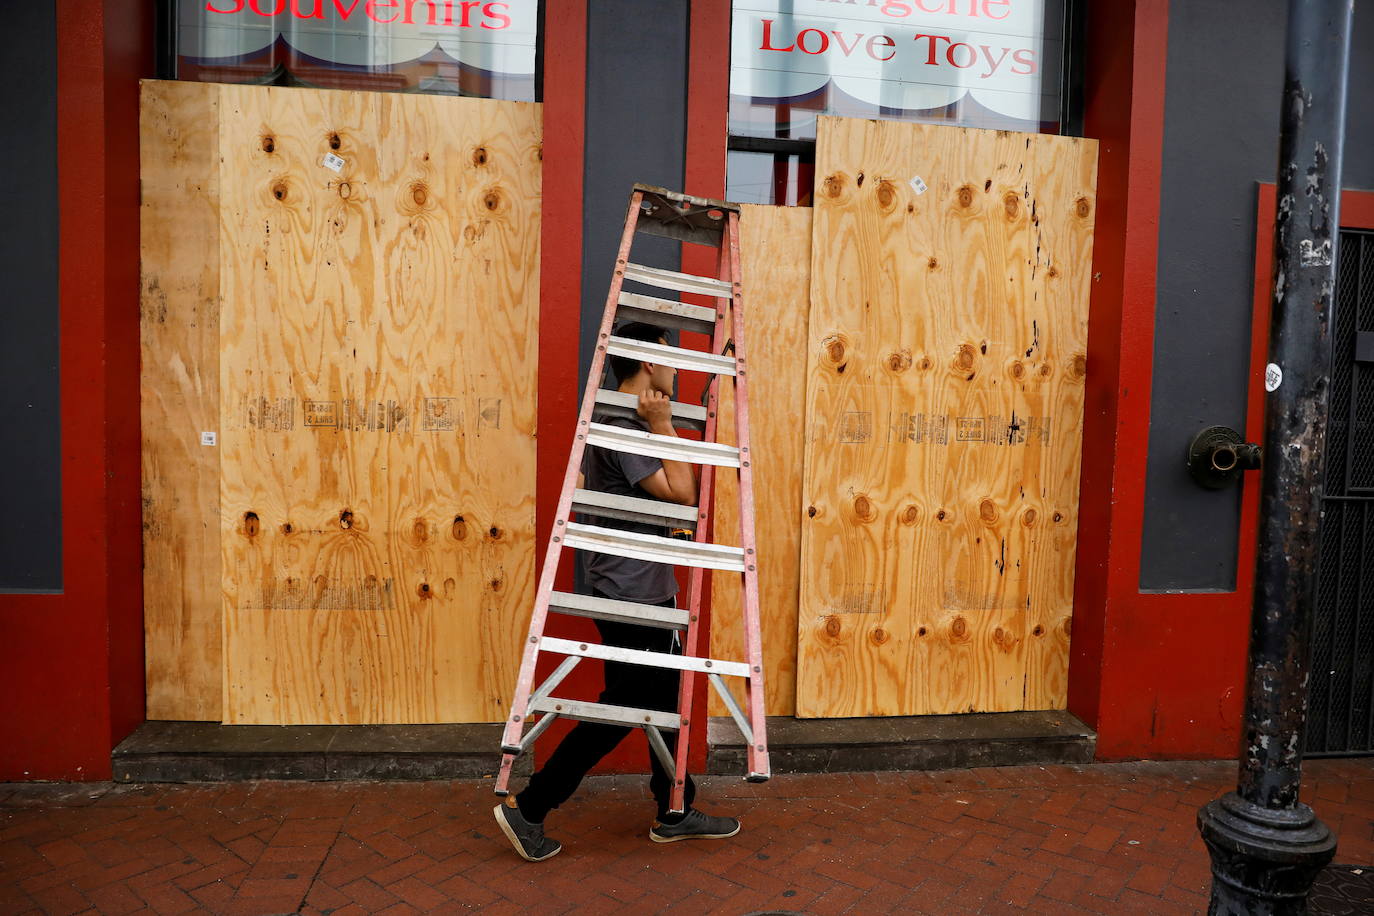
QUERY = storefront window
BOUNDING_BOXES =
[728,0,1070,204]
[170,0,538,99]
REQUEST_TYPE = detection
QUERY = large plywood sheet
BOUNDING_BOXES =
[140,81,223,720]
[710,205,811,717]
[218,84,540,723]
[797,118,1097,717]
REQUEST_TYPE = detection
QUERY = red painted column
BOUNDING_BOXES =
[0,0,151,780]
[1071,0,1254,760]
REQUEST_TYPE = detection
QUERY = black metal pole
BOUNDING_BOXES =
[1197,1,1352,913]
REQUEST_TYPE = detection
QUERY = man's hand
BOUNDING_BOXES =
[637,388,675,435]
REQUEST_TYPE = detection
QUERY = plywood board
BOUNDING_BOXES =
[140,80,223,721]
[710,205,811,717]
[217,84,540,723]
[796,118,1097,717]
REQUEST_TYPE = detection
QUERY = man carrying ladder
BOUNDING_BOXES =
[493,185,770,863]
[495,321,741,862]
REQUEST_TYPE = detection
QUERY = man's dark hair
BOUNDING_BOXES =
[608,321,668,385]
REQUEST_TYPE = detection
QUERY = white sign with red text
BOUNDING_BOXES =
[731,0,1056,122]
[180,0,536,74]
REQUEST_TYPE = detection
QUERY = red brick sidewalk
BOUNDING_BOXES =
[2,759,1372,915]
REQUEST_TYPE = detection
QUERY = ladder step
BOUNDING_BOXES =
[547,590,690,630]
[564,522,746,571]
[586,422,740,468]
[617,291,717,336]
[529,696,680,731]
[624,262,733,298]
[594,389,706,431]
[606,336,736,376]
[572,487,698,530]
[541,636,752,678]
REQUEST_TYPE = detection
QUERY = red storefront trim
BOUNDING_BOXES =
[0,1,150,780]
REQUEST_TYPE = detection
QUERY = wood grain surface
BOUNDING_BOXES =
[796,118,1097,718]
[140,80,224,721]
[215,84,540,724]
[709,204,811,717]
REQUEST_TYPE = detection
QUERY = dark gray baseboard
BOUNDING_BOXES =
[112,721,532,783]
[706,710,1096,775]
[113,710,1094,783]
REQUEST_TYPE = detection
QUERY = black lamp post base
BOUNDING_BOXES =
[1198,792,1336,915]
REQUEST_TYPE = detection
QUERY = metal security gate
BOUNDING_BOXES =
[1307,228,1374,756]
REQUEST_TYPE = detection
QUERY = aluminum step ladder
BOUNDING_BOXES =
[495,184,769,812]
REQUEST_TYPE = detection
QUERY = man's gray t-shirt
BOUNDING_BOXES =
[580,414,680,604]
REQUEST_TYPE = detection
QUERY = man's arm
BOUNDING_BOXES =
[635,389,698,506]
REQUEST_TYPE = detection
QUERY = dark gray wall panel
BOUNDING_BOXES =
[579,0,689,388]
[1140,1,1374,591]
[0,2,61,592]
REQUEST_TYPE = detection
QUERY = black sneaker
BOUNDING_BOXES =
[649,809,741,843]
[493,802,562,862]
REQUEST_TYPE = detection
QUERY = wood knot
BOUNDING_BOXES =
[887,349,912,372]
[1063,617,1073,636]
[339,509,354,529]
[951,617,968,639]
[413,518,429,543]
[487,526,503,540]
[472,146,489,166]
[875,180,896,210]
[452,515,468,540]
[956,184,975,208]
[927,257,939,270]
[483,189,503,211]
[984,179,993,192]
[417,582,432,599]
[822,173,845,198]
[1070,353,1087,379]
[979,499,997,523]
[242,511,260,537]
[1011,361,1026,380]
[261,136,275,153]
[853,495,875,522]
[337,181,352,199]
[917,356,933,371]
[328,132,342,150]
[1032,624,1046,637]
[806,505,818,518]
[954,343,977,371]
[917,626,928,637]
[1022,508,1038,527]
[855,171,865,187]
[824,616,842,638]
[1047,266,1059,279]
[271,181,288,201]
[411,183,429,206]
[489,578,503,591]
[900,505,920,526]
[280,522,293,535]
[936,509,947,522]
[1039,363,1054,378]
[1003,191,1020,219]
[1053,511,1064,523]
[869,627,889,646]
[822,334,847,367]
[1076,196,1092,218]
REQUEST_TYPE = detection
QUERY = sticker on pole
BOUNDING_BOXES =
[322,152,346,173]
[200,431,217,446]
[1265,363,1283,392]
[909,175,928,195]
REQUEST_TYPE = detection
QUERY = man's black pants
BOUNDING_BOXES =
[515,591,697,823]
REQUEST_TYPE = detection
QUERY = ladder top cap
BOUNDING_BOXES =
[633,183,739,215]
